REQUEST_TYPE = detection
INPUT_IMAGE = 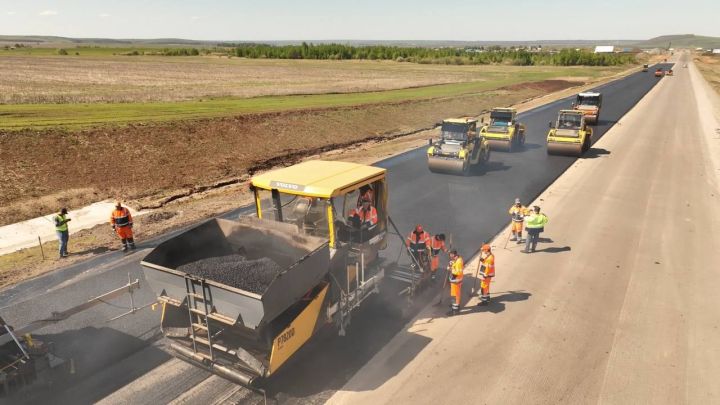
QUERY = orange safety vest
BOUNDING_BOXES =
[350,206,378,225]
[111,207,133,227]
[482,254,495,277]
[508,205,527,222]
[430,237,446,256]
[406,230,430,252]
[450,256,464,283]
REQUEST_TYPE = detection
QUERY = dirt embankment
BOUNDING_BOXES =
[695,55,720,94]
[0,80,577,226]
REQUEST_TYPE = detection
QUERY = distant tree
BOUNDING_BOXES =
[57,48,68,55]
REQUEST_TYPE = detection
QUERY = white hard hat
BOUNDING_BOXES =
[514,198,521,204]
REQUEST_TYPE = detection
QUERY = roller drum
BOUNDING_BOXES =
[427,156,467,174]
[486,138,512,152]
[546,142,583,156]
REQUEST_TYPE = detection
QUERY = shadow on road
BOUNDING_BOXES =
[519,142,544,151]
[70,246,110,256]
[473,160,511,176]
[584,147,611,159]
[536,246,571,254]
[263,279,439,401]
[458,290,532,315]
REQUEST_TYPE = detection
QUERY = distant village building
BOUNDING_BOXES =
[713,49,720,54]
[594,46,615,53]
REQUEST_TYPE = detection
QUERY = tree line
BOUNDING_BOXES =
[230,43,636,66]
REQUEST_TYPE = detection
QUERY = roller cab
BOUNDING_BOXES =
[427,117,490,175]
[572,92,602,124]
[142,161,391,386]
[546,110,592,156]
[480,108,526,152]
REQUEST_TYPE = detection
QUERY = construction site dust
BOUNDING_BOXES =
[178,255,281,294]
[8,326,167,405]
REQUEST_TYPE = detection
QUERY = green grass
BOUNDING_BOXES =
[0,66,625,131]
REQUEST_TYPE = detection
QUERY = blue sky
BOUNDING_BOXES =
[0,0,718,41]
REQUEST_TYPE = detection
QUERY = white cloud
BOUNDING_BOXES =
[7,11,16,15]
[39,10,58,16]
[99,13,111,18]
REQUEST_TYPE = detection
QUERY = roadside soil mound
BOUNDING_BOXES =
[0,80,579,226]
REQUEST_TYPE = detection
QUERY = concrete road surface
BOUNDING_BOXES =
[1,62,673,404]
[329,53,720,404]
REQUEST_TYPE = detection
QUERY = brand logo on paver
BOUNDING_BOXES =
[270,181,305,191]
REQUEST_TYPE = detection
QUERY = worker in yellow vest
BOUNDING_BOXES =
[53,207,71,258]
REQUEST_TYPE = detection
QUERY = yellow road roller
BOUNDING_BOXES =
[427,117,490,175]
[546,110,593,156]
[479,108,526,152]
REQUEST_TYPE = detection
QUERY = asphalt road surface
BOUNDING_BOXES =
[329,52,720,404]
[0,62,674,405]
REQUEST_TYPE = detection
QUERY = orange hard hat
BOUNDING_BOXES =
[415,224,423,233]
[481,244,491,252]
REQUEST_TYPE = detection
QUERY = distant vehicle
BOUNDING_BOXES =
[642,64,649,72]
[572,92,602,125]
[654,68,664,78]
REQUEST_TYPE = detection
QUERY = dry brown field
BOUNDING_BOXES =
[695,55,720,93]
[0,55,546,103]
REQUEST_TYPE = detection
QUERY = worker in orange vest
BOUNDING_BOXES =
[429,233,448,281]
[356,184,375,208]
[110,201,136,251]
[447,250,464,316]
[478,244,495,306]
[508,198,528,243]
[406,224,431,272]
[348,198,378,228]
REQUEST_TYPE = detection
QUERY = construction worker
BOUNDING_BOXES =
[508,198,528,243]
[356,184,375,207]
[111,201,136,251]
[53,207,71,258]
[524,206,549,253]
[348,198,378,228]
[478,244,495,305]
[447,250,464,316]
[429,233,448,281]
[406,224,430,271]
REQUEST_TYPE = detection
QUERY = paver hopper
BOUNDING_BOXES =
[141,217,332,385]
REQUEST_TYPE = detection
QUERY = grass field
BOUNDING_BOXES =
[0,54,626,130]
